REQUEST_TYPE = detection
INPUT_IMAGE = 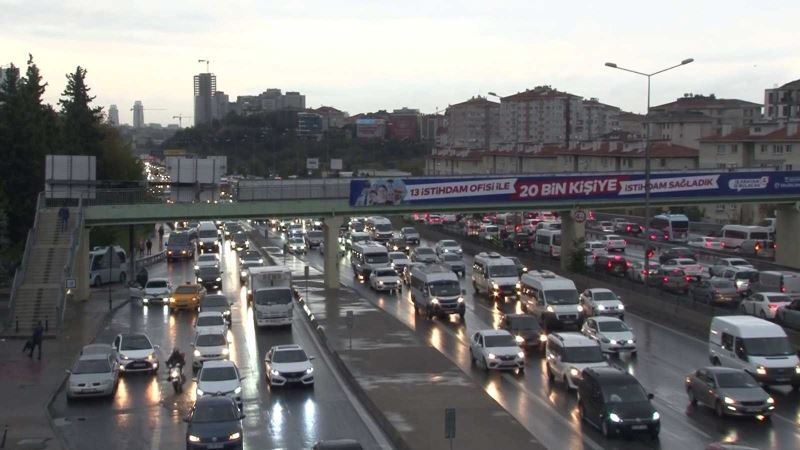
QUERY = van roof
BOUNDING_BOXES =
[760,270,800,277]
[550,332,596,347]
[711,315,787,337]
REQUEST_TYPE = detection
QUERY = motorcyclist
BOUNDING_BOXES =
[166,348,186,368]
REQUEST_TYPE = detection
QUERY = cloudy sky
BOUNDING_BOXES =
[3,0,799,126]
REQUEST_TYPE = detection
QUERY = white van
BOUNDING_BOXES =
[520,270,583,331]
[708,316,800,388]
[720,225,770,249]
[534,229,562,258]
[409,264,466,321]
[366,216,393,243]
[756,271,800,299]
[196,221,220,253]
[89,245,129,286]
[471,252,520,299]
[351,241,389,280]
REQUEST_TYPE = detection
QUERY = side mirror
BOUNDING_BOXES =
[65,369,71,374]
[153,345,160,349]
[647,393,655,400]
[190,343,195,348]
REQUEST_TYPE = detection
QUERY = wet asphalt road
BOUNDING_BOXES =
[267,226,800,450]
[50,236,384,450]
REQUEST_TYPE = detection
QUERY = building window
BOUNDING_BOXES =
[774,145,784,154]
[787,145,793,153]
[732,144,738,153]
[716,204,726,212]
[754,127,762,132]
[787,164,793,171]
[660,158,667,167]
[717,144,726,155]
[760,144,767,153]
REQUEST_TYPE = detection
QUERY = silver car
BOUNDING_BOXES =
[685,367,774,418]
[67,349,119,400]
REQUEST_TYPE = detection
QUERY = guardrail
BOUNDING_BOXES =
[235,179,350,201]
[135,250,166,268]
[58,197,84,328]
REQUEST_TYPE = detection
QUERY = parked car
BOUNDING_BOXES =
[739,292,792,319]
[685,367,774,419]
[689,278,739,306]
[658,247,696,264]
[688,236,725,250]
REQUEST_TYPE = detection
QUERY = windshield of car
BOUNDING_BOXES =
[441,240,458,247]
[488,264,518,278]
[198,229,217,238]
[351,222,365,232]
[484,335,516,347]
[429,280,461,297]
[233,232,247,240]
[602,382,649,403]
[545,289,579,305]
[716,371,759,388]
[175,286,198,294]
[196,334,226,347]
[272,349,308,363]
[192,402,238,423]
[389,252,407,261]
[169,233,190,245]
[742,337,795,356]
[289,237,304,244]
[508,316,539,331]
[729,259,750,266]
[598,321,630,332]
[750,232,769,240]
[375,223,391,232]
[200,367,237,382]
[563,345,604,363]
[365,253,389,264]
[307,231,323,239]
[73,359,111,374]
[402,227,417,234]
[416,248,434,255]
[198,267,219,277]
[255,289,293,306]
[197,315,224,327]
[121,335,151,350]
[592,291,618,301]
[600,222,613,227]
[202,296,228,308]
[735,272,759,281]
[198,254,218,263]
[146,280,168,289]
[710,280,734,289]
[374,269,396,277]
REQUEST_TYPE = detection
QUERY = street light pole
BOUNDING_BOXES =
[604,58,694,290]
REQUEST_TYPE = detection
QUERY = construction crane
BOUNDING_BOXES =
[198,59,210,72]
[172,114,192,127]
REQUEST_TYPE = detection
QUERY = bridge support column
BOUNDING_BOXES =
[775,207,800,269]
[323,216,344,290]
[559,211,585,271]
[74,227,91,301]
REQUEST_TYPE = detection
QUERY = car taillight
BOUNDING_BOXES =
[685,276,692,282]
[663,277,669,283]
[781,286,786,293]
[626,261,632,268]
[607,262,612,268]
[769,304,779,309]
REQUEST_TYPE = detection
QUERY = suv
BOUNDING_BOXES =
[578,367,660,439]
[545,332,608,391]
[658,247,696,264]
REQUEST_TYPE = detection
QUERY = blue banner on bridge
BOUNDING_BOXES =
[348,171,800,206]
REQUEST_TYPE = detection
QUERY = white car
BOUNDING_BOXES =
[67,347,119,400]
[286,237,307,254]
[388,251,411,274]
[584,241,608,264]
[194,253,220,272]
[739,292,792,320]
[369,267,401,293]
[195,360,243,407]
[581,316,637,355]
[469,330,525,373]
[598,221,615,233]
[598,234,626,252]
[194,311,228,336]
[435,239,463,256]
[113,333,159,374]
[545,332,609,390]
[265,344,315,387]
[264,246,284,257]
[192,331,230,372]
[710,257,754,277]
[579,288,625,319]
[687,236,725,250]
[138,278,172,305]
[662,258,705,278]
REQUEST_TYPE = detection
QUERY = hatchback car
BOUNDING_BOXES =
[265,344,315,387]
[192,332,230,373]
[185,395,244,450]
[469,330,525,373]
[685,367,774,419]
[435,240,463,256]
[195,360,243,408]
[581,317,636,355]
[113,333,159,374]
[660,268,692,294]
[67,350,119,400]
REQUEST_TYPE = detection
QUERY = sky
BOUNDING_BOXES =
[3,0,799,126]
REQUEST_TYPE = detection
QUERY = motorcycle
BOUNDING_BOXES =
[167,363,184,393]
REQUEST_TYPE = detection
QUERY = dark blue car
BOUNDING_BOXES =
[185,396,244,450]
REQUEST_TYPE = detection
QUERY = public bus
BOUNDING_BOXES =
[648,214,690,242]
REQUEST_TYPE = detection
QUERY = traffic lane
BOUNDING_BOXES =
[52,241,380,450]
[294,248,662,450]
[413,235,800,448]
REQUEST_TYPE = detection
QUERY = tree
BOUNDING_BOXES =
[59,66,104,157]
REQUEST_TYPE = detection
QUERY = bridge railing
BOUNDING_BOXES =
[235,179,350,201]
[6,193,43,327]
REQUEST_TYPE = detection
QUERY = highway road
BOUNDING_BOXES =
[261,224,800,450]
[50,233,389,450]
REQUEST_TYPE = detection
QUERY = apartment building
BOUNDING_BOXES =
[499,86,583,147]
[764,78,800,121]
[444,96,500,149]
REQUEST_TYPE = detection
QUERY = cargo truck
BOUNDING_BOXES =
[248,266,295,327]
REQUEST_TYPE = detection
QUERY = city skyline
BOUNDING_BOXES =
[3,0,800,125]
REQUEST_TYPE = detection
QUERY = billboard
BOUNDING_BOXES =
[349,170,800,206]
[45,155,96,199]
[356,118,386,139]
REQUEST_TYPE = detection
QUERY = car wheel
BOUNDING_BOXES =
[426,306,433,320]
[687,387,697,405]
[482,358,490,372]
[715,400,725,418]
[650,431,660,441]
[470,350,476,366]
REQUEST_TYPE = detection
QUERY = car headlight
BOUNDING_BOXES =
[767,397,775,404]
[197,277,203,282]
[241,271,247,278]
[597,304,606,311]
[546,305,554,313]
[194,265,200,270]
[229,432,241,441]
[378,280,384,285]
[147,353,156,361]
[488,353,496,360]
[188,435,201,443]
[609,339,618,345]
[306,367,314,374]
[122,355,130,360]
[234,386,242,394]
[756,365,767,376]
[608,412,622,423]
[221,348,229,356]
[492,282,499,290]
[194,349,201,357]
[215,277,221,282]
[517,351,525,359]
[515,281,521,289]
[577,305,583,312]
[627,339,634,344]
[618,304,625,310]
[457,297,464,303]
[515,335,524,344]
[569,368,580,378]
[196,388,205,396]
[652,411,660,421]
[795,365,800,375]
[431,298,439,304]
[169,297,175,303]
[539,334,548,342]
[270,368,280,376]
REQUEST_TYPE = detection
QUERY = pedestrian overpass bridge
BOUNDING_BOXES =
[20,170,800,331]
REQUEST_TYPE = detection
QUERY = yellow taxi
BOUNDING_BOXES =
[169,282,206,311]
